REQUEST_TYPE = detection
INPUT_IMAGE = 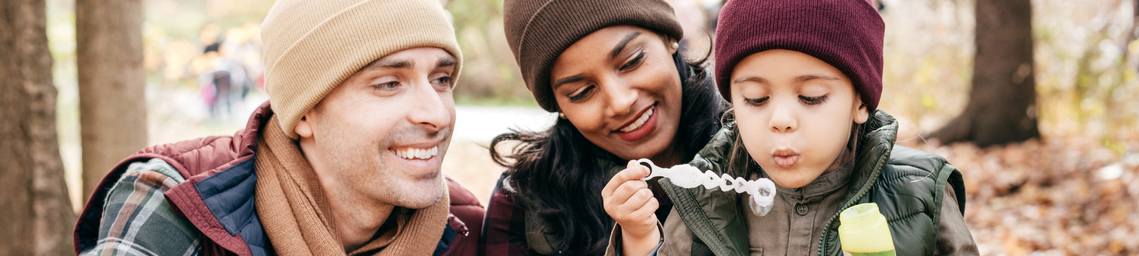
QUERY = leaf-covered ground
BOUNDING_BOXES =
[900,134,1139,255]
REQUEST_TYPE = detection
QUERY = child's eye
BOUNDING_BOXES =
[800,95,828,105]
[744,96,769,106]
[568,85,594,102]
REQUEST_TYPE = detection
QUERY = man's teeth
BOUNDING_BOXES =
[619,107,654,133]
[393,146,439,160]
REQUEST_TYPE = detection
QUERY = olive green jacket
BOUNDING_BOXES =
[630,111,972,256]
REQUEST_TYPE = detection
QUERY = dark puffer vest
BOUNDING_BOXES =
[661,111,967,256]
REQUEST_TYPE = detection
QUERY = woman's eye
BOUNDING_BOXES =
[744,96,768,106]
[800,95,828,105]
[619,51,645,71]
[568,86,594,102]
[373,81,400,90]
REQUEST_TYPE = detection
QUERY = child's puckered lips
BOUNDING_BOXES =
[772,148,800,169]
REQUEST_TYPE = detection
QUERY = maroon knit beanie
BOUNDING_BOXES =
[504,0,684,112]
[714,0,885,112]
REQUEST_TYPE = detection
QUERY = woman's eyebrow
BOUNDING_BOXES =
[610,32,642,59]
[552,74,585,89]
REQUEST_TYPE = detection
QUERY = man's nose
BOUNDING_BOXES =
[407,81,453,132]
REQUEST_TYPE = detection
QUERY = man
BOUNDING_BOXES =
[72,0,483,255]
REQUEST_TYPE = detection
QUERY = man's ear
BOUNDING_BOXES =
[295,115,314,138]
[854,96,870,124]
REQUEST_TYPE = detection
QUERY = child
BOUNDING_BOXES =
[602,0,980,255]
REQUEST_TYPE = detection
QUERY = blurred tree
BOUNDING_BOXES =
[0,0,77,254]
[77,0,147,202]
[932,0,1039,147]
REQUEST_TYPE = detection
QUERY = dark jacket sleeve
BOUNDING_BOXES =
[479,171,531,256]
[444,175,486,256]
[935,185,980,256]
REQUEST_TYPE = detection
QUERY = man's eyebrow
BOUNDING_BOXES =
[367,58,414,70]
[610,32,642,59]
[552,74,585,89]
[436,55,457,68]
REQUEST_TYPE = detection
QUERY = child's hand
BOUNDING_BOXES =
[602,160,662,255]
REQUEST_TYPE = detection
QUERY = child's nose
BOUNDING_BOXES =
[769,107,797,133]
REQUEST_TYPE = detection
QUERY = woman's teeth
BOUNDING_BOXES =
[619,107,653,133]
[393,146,439,160]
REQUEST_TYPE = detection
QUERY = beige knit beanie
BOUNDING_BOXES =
[261,0,463,139]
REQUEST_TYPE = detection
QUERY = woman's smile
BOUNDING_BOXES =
[615,104,658,141]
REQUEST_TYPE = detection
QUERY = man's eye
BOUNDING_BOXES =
[432,76,453,86]
[373,81,400,90]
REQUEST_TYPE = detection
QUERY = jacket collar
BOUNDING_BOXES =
[163,101,275,256]
[817,111,898,256]
[839,110,899,207]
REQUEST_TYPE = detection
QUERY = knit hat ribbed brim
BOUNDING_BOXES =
[261,0,462,139]
[714,0,884,113]
[504,0,684,112]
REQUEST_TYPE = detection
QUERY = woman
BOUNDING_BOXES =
[480,0,726,254]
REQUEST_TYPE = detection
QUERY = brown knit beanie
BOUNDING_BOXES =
[261,0,463,139]
[503,0,684,112]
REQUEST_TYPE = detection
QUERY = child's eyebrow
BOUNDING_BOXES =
[733,76,768,85]
[732,74,840,85]
[794,74,841,83]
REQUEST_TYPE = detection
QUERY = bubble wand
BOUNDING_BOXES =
[637,159,776,216]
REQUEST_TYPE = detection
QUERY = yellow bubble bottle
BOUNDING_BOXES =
[838,203,895,256]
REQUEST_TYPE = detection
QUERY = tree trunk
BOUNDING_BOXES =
[76,0,147,203]
[931,0,1039,147]
[0,0,78,254]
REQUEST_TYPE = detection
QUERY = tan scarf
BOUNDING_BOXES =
[254,116,449,256]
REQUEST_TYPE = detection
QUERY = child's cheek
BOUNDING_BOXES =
[738,119,770,164]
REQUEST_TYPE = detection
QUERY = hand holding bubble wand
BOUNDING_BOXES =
[636,159,776,216]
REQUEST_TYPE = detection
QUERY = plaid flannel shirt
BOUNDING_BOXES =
[480,172,531,255]
[80,158,203,255]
